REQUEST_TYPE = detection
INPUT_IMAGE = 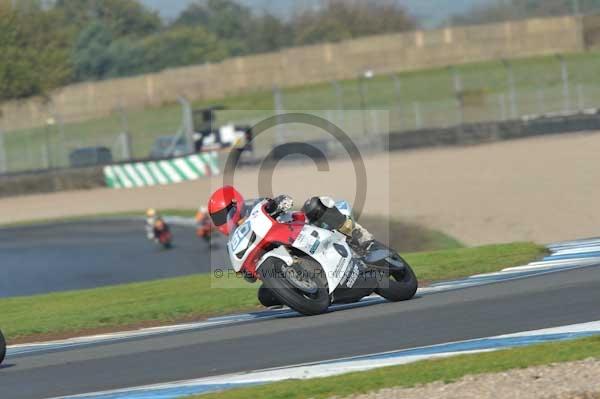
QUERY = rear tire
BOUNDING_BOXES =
[0,329,6,365]
[375,256,418,302]
[259,257,330,316]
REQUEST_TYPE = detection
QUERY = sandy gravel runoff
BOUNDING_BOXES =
[2,132,600,245]
[342,358,600,399]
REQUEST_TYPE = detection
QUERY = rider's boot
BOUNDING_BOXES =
[349,221,374,247]
[350,223,385,259]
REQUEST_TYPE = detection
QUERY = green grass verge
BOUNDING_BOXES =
[0,209,205,228]
[0,242,544,342]
[0,274,259,342]
[6,50,600,171]
[0,212,142,228]
[192,336,600,399]
[405,242,546,282]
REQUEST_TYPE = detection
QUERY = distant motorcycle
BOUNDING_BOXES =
[196,208,216,244]
[146,218,173,249]
[0,329,6,365]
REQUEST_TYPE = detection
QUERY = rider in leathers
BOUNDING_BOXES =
[208,186,375,308]
[262,194,374,248]
[145,208,169,243]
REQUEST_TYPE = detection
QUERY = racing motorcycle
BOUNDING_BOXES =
[0,329,6,365]
[196,209,216,244]
[227,200,418,315]
[147,219,173,249]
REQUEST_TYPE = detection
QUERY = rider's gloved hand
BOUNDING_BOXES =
[274,195,294,213]
[266,195,294,216]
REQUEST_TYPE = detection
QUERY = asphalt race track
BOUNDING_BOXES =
[2,264,600,399]
[0,220,228,298]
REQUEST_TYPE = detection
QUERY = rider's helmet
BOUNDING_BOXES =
[208,186,245,235]
[146,208,157,219]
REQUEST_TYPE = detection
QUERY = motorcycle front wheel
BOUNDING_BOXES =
[0,329,6,365]
[258,256,330,316]
[257,284,282,308]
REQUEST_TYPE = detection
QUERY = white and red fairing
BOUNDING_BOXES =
[227,201,354,294]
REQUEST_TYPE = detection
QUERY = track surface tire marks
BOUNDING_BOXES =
[0,220,227,298]
[2,266,600,399]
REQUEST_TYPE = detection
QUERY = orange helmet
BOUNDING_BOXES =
[208,186,245,235]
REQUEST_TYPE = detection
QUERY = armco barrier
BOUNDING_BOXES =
[0,152,219,197]
[0,166,105,198]
[387,111,600,151]
[103,152,219,189]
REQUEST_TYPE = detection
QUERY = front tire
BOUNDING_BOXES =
[375,256,418,302]
[258,257,330,316]
[0,329,6,365]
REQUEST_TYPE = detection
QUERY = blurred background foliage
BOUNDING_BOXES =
[2,0,599,102]
[0,0,416,100]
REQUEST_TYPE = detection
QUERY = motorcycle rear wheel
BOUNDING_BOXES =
[259,256,330,316]
[375,256,418,302]
[0,329,6,365]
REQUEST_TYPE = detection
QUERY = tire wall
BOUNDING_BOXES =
[0,166,105,198]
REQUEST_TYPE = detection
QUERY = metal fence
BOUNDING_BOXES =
[274,55,600,137]
[1,54,599,174]
[0,103,182,174]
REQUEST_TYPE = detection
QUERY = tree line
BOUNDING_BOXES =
[452,0,600,25]
[0,0,415,102]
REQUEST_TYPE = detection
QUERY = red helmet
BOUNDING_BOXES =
[208,186,245,235]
